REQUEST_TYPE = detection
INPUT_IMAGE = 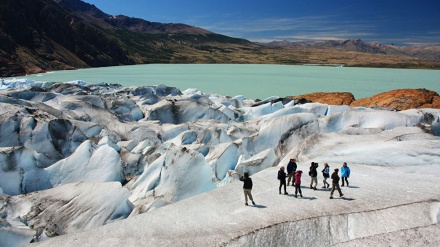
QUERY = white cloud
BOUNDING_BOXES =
[196,15,439,45]
[199,15,377,42]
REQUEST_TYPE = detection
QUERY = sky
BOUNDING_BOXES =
[80,0,439,46]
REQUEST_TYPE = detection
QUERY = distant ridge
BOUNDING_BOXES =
[265,39,440,60]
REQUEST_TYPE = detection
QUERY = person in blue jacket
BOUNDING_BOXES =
[341,162,351,187]
[321,163,330,189]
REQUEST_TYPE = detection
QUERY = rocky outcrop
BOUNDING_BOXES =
[286,92,355,105]
[350,88,440,110]
[287,89,440,111]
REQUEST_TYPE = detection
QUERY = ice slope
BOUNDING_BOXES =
[1,182,132,246]
[0,79,439,246]
[27,163,440,247]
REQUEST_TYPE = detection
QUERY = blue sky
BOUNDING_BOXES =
[83,0,440,46]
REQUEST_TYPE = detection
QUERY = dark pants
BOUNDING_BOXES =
[295,184,302,196]
[330,183,343,197]
[323,176,330,187]
[287,173,295,185]
[279,179,287,193]
[342,177,349,186]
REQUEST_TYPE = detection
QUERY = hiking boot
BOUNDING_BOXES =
[300,194,303,198]
[252,201,256,205]
[284,192,288,195]
[330,196,334,199]
[321,186,326,189]
[327,184,329,188]
[294,195,297,198]
[313,187,317,190]
[245,202,248,206]
[340,194,344,197]
[310,186,313,189]
[279,191,281,194]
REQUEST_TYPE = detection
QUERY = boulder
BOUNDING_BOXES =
[286,92,355,105]
[350,88,440,110]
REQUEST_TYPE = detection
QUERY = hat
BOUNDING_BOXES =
[334,168,339,171]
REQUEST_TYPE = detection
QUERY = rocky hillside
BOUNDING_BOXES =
[0,0,257,76]
[54,0,212,35]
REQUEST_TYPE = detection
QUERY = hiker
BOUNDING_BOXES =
[294,170,303,198]
[286,158,297,186]
[341,162,351,187]
[309,162,318,190]
[321,163,330,188]
[277,166,288,195]
[239,172,255,206]
[330,168,344,199]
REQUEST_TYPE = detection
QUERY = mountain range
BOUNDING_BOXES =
[265,39,440,61]
[1,0,439,77]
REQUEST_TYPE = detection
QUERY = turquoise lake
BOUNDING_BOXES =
[10,64,440,100]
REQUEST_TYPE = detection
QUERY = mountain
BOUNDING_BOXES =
[1,0,439,77]
[54,0,212,35]
[0,0,257,76]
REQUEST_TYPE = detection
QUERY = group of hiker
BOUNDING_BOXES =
[239,158,351,206]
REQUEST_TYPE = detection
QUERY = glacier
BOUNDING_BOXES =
[0,79,439,246]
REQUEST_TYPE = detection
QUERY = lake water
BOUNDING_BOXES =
[9,64,440,100]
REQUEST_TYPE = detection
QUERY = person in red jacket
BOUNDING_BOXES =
[294,170,303,198]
